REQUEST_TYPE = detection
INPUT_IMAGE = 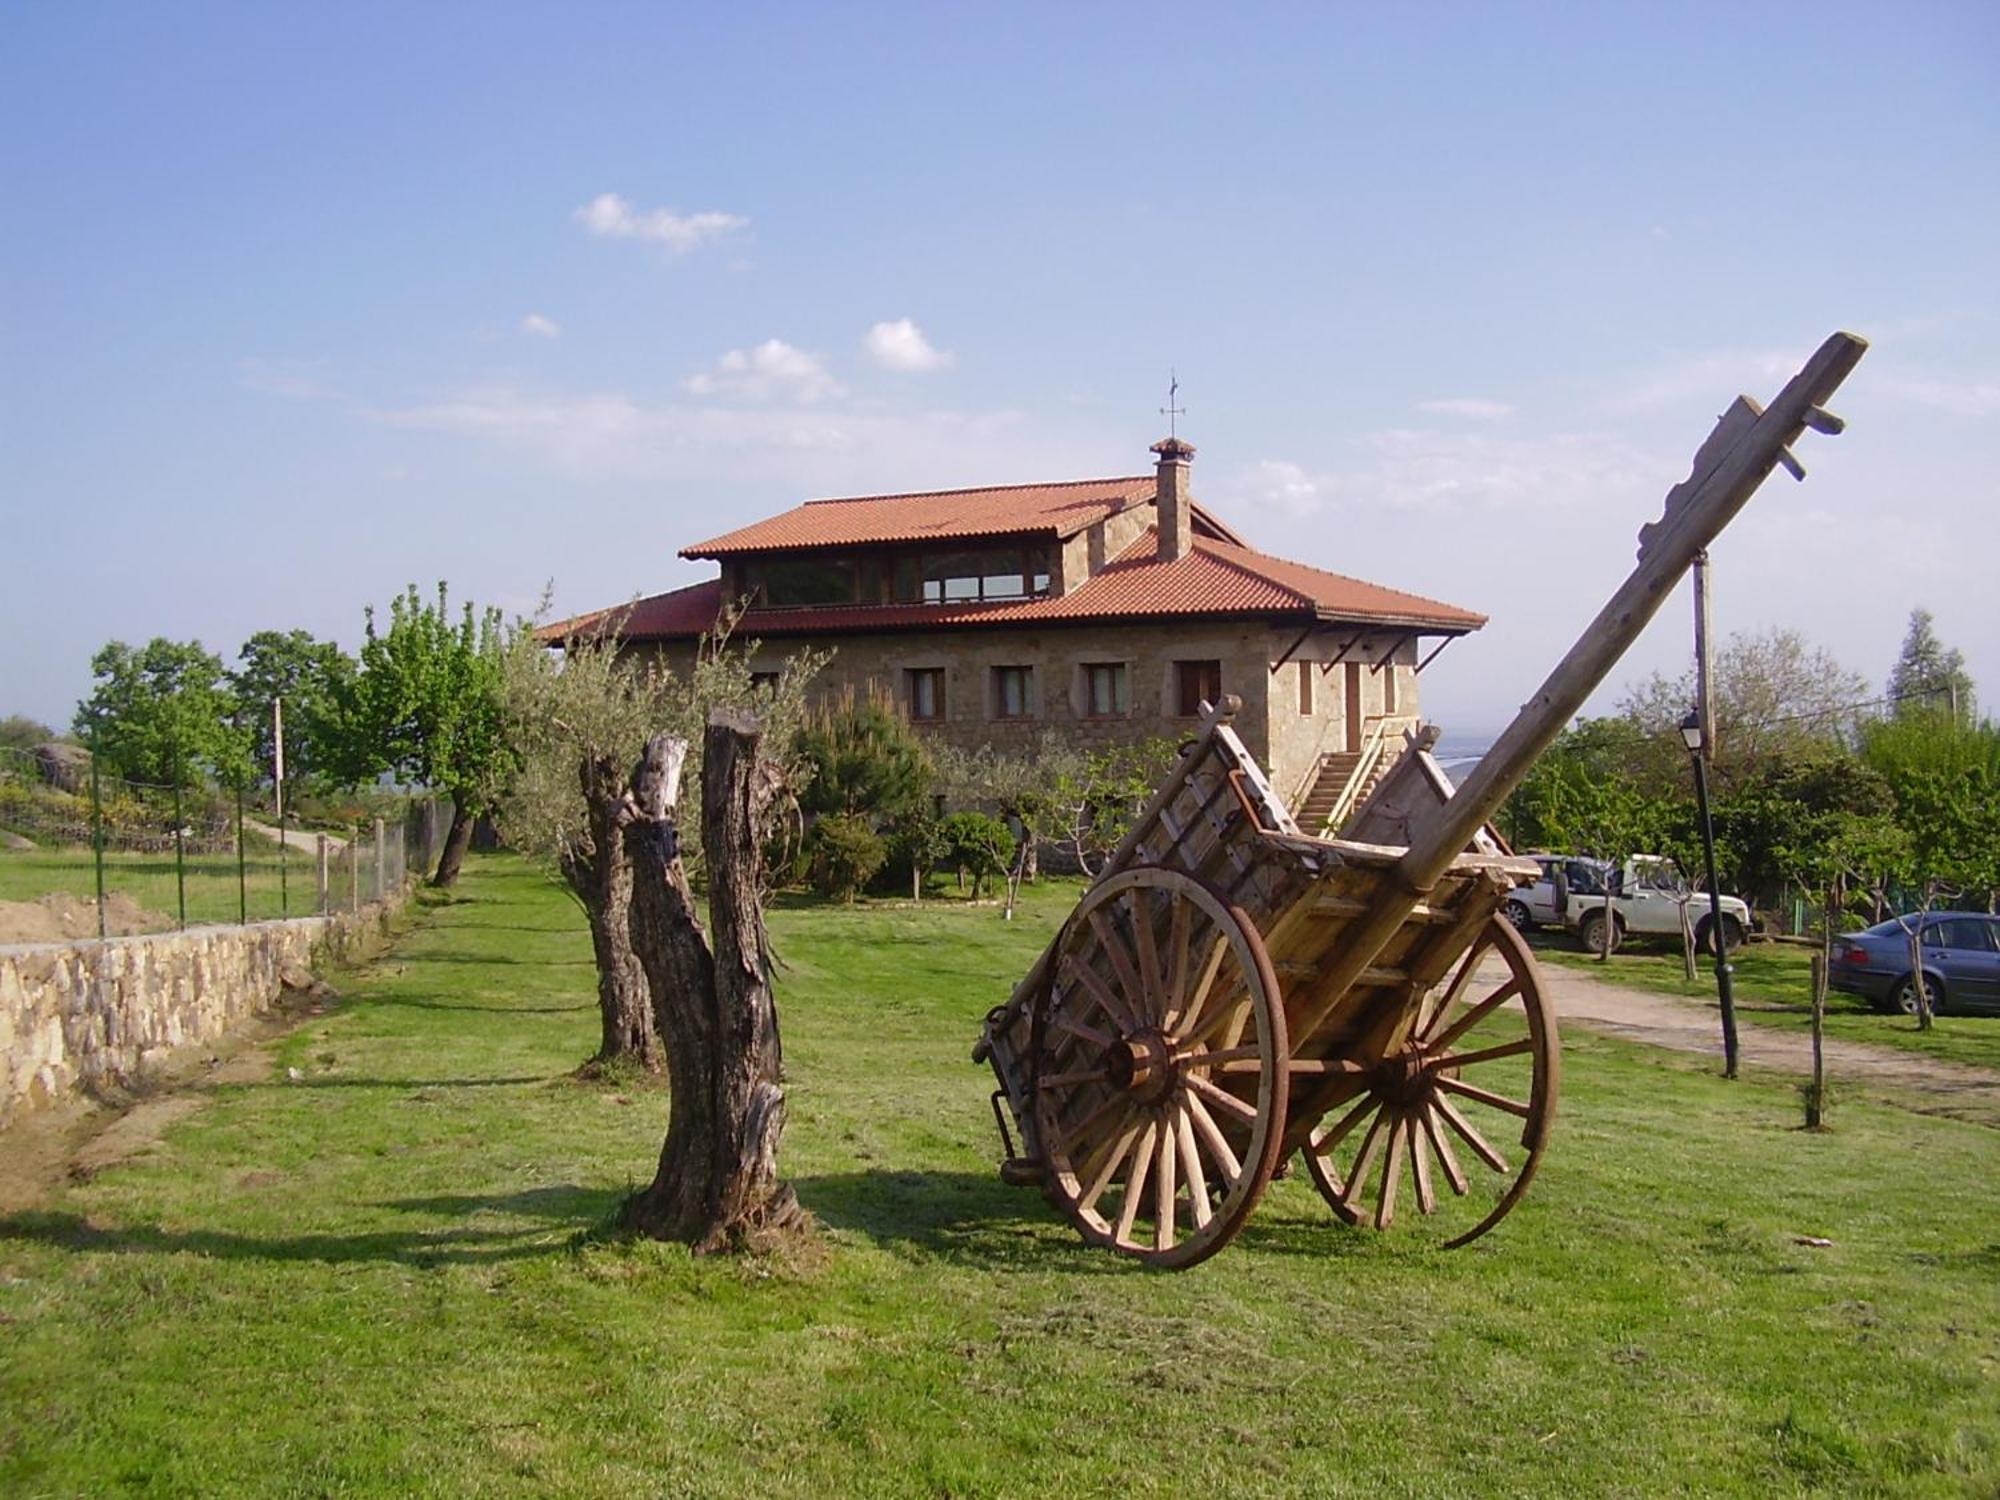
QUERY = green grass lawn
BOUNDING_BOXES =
[0,840,370,929]
[1537,937,2000,1073]
[2,856,1996,1496]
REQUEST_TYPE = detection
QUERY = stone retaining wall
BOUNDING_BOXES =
[0,894,407,1128]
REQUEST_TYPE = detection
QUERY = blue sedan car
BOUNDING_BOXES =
[1828,913,2000,1016]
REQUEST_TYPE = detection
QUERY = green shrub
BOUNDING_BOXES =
[940,811,1013,898]
[883,809,950,899]
[798,688,933,820]
[806,813,886,902]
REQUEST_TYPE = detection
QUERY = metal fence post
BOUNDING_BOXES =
[236,781,247,925]
[374,817,386,902]
[316,834,329,915]
[89,744,107,941]
[172,764,187,931]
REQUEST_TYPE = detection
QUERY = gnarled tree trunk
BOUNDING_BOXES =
[565,753,661,1073]
[621,710,804,1251]
[432,797,479,887]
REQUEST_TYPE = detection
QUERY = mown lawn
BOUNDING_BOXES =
[0,841,345,929]
[1,856,1996,1496]
[1536,938,2000,1073]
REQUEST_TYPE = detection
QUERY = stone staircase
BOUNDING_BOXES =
[1288,748,1400,840]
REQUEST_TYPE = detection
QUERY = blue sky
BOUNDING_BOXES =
[4,1,1996,735]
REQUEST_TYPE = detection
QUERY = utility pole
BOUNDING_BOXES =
[1692,551,1714,766]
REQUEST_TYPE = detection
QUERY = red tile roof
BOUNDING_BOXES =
[680,476,1244,556]
[543,530,1482,643]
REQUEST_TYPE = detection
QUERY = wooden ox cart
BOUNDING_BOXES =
[975,332,1867,1267]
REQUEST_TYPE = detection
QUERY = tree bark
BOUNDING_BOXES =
[432,797,478,887]
[567,754,661,1073]
[621,712,804,1251]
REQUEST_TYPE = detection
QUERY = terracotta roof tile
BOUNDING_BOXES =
[680,476,1157,556]
[544,531,1482,642]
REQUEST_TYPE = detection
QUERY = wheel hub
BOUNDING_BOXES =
[1104,1028,1175,1105]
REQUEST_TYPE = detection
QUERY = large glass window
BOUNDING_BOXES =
[906,668,945,722]
[1175,659,1222,717]
[992,665,1033,719]
[1083,662,1129,717]
[914,548,1051,604]
[755,556,856,607]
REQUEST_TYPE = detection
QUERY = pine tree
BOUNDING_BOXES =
[1888,608,1974,721]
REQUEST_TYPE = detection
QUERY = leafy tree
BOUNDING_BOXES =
[885,807,950,900]
[1620,626,1869,795]
[804,813,886,902]
[940,811,1013,898]
[327,584,512,887]
[0,715,57,753]
[1887,608,1975,722]
[229,630,355,809]
[497,611,823,1069]
[73,638,250,789]
[796,687,933,820]
[1765,753,1907,1125]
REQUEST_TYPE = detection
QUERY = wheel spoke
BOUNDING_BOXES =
[1052,1013,1114,1050]
[1435,1075,1532,1119]
[1427,977,1524,1054]
[1053,1085,1129,1160]
[1078,1116,1142,1210]
[1038,1066,1110,1091]
[1309,1093,1378,1156]
[1113,1118,1159,1245]
[1407,1113,1437,1214]
[1173,932,1232,1042]
[1337,1109,1390,1213]
[1088,909,1146,1017]
[1186,1071,1257,1125]
[1427,1037,1533,1072]
[1375,1112,1407,1229]
[1174,1103,1212,1229]
[1434,1094,1509,1173]
[1153,1122,1177,1251]
[1182,1090,1243,1182]
[1421,929,1497,1041]
[1161,895,1195,1031]
[1063,957,1138,1035]
[1177,1043,1260,1069]
[1127,889,1167,1024]
[1421,1103,1470,1195]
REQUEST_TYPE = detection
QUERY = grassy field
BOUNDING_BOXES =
[1536,938,2000,1073]
[0,840,362,929]
[2,857,1996,1496]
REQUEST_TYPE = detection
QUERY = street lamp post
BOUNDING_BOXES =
[1681,710,1740,1079]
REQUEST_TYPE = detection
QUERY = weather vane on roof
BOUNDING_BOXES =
[1160,370,1186,439]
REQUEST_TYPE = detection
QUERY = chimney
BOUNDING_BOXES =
[1151,435,1195,562]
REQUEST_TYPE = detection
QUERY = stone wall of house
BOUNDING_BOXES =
[0,895,406,1129]
[640,620,1424,802]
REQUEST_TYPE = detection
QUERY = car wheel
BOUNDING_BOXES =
[1577,910,1620,956]
[1504,899,1533,934]
[1893,974,1947,1017]
[1695,915,1745,957]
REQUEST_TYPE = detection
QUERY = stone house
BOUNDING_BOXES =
[551,438,1485,825]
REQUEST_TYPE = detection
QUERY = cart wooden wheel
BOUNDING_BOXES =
[1301,915,1557,1249]
[1032,867,1289,1269]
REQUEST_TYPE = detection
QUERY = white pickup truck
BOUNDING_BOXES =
[1506,854,1750,955]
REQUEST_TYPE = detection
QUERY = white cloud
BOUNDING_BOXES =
[1232,428,1655,521]
[519,313,562,339]
[863,318,954,373]
[1416,397,1513,420]
[683,339,843,404]
[573,192,747,252]
[1879,375,2000,417]
[362,384,1103,495]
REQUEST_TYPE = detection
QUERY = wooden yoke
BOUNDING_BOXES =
[1289,331,1868,1043]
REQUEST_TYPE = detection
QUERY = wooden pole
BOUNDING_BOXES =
[374,817,386,902]
[1291,333,1867,1046]
[1693,551,1715,767]
[316,834,329,916]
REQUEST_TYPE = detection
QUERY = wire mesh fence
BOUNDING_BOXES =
[0,744,443,941]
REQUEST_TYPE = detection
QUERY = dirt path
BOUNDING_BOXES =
[1490,953,2000,1125]
[245,817,345,852]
